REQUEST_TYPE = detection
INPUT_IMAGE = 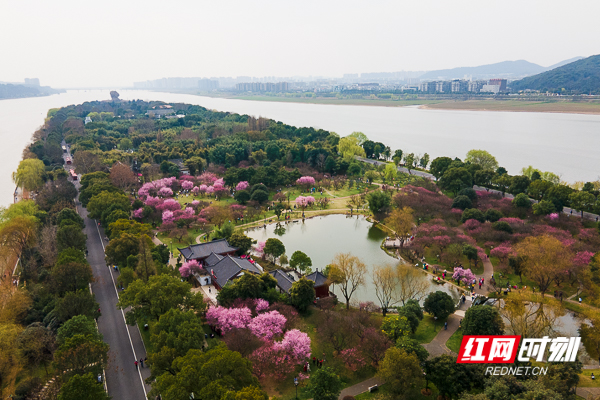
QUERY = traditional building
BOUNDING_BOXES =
[178,239,238,265]
[269,269,296,294]
[305,270,330,298]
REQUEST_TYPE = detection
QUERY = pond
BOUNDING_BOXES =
[245,214,461,306]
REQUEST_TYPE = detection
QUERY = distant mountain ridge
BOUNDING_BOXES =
[510,54,600,94]
[417,57,584,81]
[0,84,63,100]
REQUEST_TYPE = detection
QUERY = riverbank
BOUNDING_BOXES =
[420,99,600,114]
[157,89,600,114]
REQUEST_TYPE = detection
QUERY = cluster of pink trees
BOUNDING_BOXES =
[296,176,316,191]
[138,177,177,197]
[206,302,312,378]
[452,267,477,285]
[236,181,249,191]
[295,196,315,211]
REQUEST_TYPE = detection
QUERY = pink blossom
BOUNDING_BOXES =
[499,217,524,225]
[206,306,252,334]
[254,241,266,256]
[162,210,174,223]
[144,196,163,208]
[214,178,225,187]
[573,251,594,267]
[490,243,514,261]
[451,208,464,214]
[295,196,315,208]
[191,186,200,195]
[199,184,208,193]
[452,267,477,285]
[255,299,269,312]
[273,329,311,362]
[132,208,144,219]
[180,260,201,278]
[158,198,181,212]
[181,180,194,190]
[198,172,218,185]
[158,187,173,197]
[340,347,367,372]
[191,200,200,207]
[549,213,559,221]
[249,311,287,340]
[463,219,482,230]
[296,176,316,187]
[236,181,249,191]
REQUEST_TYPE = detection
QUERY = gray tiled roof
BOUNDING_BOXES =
[269,269,295,293]
[178,239,238,261]
[205,255,261,288]
[306,271,328,287]
[204,252,224,267]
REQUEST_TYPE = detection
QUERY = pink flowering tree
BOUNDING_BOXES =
[198,172,218,186]
[236,181,249,191]
[180,260,201,278]
[254,241,266,258]
[295,196,315,215]
[273,329,311,363]
[249,344,295,378]
[132,208,144,219]
[198,184,208,196]
[162,210,175,223]
[181,180,194,190]
[158,187,173,197]
[157,198,181,212]
[296,176,316,191]
[573,251,594,267]
[452,267,477,286]
[191,186,200,196]
[548,213,559,221]
[490,243,514,264]
[340,347,367,371]
[255,299,269,312]
[206,306,252,334]
[248,311,287,340]
[144,196,163,208]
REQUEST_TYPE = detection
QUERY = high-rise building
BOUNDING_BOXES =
[488,79,507,92]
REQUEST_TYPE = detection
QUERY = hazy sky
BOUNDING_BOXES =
[1,0,599,88]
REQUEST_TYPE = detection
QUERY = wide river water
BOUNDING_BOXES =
[1,89,599,206]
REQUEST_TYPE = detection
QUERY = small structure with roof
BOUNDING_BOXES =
[269,269,296,294]
[178,239,238,265]
[306,269,330,298]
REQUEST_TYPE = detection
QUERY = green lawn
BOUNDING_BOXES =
[413,315,443,344]
[493,268,579,297]
[446,328,463,353]
[579,369,600,387]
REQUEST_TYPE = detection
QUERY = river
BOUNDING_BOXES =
[2,89,600,206]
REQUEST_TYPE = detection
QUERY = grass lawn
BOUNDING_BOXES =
[446,328,463,353]
[138,320,155,353]
[156,231,198,256]
[579,368,600,387]
[493,267,580,297]
[413,315,443,344]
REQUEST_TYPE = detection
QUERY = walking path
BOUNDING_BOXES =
[338,377,384,399]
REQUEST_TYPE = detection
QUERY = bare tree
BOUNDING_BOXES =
[329,253,366,309]
[373,264,399,316]
[396,264,429,306]
[110,162,138,190]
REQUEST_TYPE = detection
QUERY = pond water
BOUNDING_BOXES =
[245,214,461,306]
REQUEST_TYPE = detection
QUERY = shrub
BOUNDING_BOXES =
[458,188,477,200]
[492,221,513,234]
[512,193,532,208]
[485,209,504,222]
[461,208,485,223]
[452,195,472,210]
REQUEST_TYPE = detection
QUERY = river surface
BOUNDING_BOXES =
[2,89,600,206]
[245,214,460,305]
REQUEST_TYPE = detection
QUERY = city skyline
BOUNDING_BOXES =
[1,0,600,88]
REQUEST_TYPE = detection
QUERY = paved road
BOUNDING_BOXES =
[79,204,152,399]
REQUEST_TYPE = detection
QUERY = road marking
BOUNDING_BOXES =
[94,220,148,398]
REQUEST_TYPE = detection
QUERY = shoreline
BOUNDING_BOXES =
[176,91,600,115]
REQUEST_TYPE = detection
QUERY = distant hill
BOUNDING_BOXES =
[0,84,63,99]
[417,57,584,81]
[419,60,546,80]
[510,54,600,94]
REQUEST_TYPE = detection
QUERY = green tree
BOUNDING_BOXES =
[263,238,285,263]
[348,131,369,145]
[51,262,93,295]
[378,348,423,395]
[13,158,45,191]
[150,345,264,400]
[217,273,278,306]
[403,153,415,171]
[306,367,343,400]
[57,373,110,400]
[57,316,101,345]
[425,355,483,399]
[366,190,391,220]
[289,277,315,312]
[54,290,100,324]
[381,315,411,342]
[117,274,205,324]
[465,149,499,171]
[149,309,205,377]
[440,167,472,194]
[228,231,255,254]
[528,179,554,200]
[136,236,157,282]
[546,184,575,212]
[86,191,130,220]
[463,244,479,267]
[420,153,430,169]
[509,175,531,195]
[485,209,504,222]
[430,156,453,180]
[17,323,56,374]
[452,195,472,210]
[272,203,285,220]
[392,149,403,166]
[461,208,485,223]
[104,232,140,267]
[384,162,397,183]
[569,190,596,218]
[56,224,87,252]
[462,305,504,335]
[289,250,313,273]
[395,336,429,362]
[338,136,366,160]
[533,200,556,215]
[540,360,582,399]
[579,315,600,366]
[55,208,85,228]
[512,193,532,208]
[54,334,108,376]
[423,291,455,320]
